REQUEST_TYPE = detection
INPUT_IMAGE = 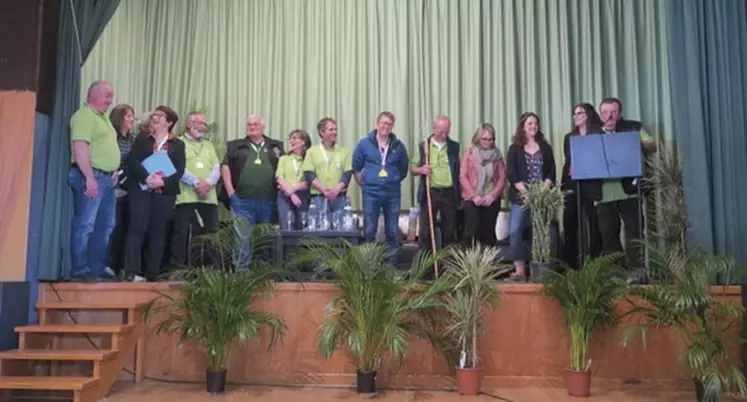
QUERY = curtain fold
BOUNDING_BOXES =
[29,0,121,280]
[83,0,673,212]
[665,0,747,263]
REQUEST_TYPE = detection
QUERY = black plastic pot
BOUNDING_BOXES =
[694,378,704,401]
[206,369,227,394]
[530,261,553,283]
[356,370,377,393]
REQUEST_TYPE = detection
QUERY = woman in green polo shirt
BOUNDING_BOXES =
[276,129,312,230]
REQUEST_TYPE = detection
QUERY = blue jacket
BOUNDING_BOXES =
[352,131,409,197]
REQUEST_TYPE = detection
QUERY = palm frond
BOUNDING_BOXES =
[143,266,286,370]
[438,244,512,369]
[542,253,627,370]
[622,241,747,397]
[295,240,448,372]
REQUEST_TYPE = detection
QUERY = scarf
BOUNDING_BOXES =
[472,146,500,195]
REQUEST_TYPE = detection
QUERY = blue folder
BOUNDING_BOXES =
[139,151,177,190]
[570,132,642,180]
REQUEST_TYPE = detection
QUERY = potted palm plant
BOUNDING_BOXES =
[523,183,564,282]
[541,253,627,397]
[441,244,512,395]
[622,244,747,402]
[144,222,287,393]
[294,240,449,393]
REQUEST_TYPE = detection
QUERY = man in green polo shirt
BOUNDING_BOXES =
[220,113,284,271]
[170,112,221,266]
[69,80,121,281]
[596,97,657,271]
[302,117,353,214]
[410,115,461,251]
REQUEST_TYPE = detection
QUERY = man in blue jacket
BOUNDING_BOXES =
[352,111,409,267]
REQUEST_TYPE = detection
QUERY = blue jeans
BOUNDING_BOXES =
[311,194,347,214]
[362,192,400,267]
[230,195,273,271]
[277,191,310,230]
[69,168,116,278]
[509,204,530,266]
[509,203,558,268]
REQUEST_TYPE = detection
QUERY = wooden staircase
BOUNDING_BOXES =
[0,302,146,402]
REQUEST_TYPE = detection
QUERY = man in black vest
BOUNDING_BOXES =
[410,115,461,252]
[594,98,657,270]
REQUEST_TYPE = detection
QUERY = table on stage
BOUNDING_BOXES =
[273,230,365,278]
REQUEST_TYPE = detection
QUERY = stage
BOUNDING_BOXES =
[38,281,741,392]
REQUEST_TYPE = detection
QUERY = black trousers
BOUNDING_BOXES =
[462,200,501,246]
[170,202,219,266]
[108,196,129,274]
[419,187,457,250]
[562,192,602,269]
[124,189,175,280]
[597,197,643,269]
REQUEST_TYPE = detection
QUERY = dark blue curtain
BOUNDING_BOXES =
[27,0,121,281]
[666,0,747,263]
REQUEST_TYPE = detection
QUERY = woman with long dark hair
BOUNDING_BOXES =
[561,103,604,268]
[107,104,135,277]
[505,112,556,281]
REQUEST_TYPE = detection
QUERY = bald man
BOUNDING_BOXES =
[68,80,121,281]
[220,114,284,270]
[410,115,461,252]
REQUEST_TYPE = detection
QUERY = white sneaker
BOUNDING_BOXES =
[105,267,116,277]
[131,275,147,283]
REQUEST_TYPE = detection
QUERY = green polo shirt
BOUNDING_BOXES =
[410,141,453,188]
[301,144,352,195]
[276,154,304,186]
[69,104,120,172]
[600,129,654,203]
[177,137,220,205]
[236,142,274,200]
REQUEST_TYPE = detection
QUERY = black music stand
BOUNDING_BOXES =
[570,132,643,268]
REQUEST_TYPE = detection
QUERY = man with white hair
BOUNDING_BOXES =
[170,112,221,266]
[410,115,461,252]
[68,80,120,281]
[220,114,283,270]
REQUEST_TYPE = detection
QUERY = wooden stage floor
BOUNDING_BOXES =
[106,381,696,401]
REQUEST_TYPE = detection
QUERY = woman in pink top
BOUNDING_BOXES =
[460,123,506,246]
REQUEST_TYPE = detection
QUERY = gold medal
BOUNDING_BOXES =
[254,158,262,165]
[379,169,388,178]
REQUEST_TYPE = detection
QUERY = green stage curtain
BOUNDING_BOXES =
[665,0,747,264]
[30,0,121,280]
[83,0,673,211]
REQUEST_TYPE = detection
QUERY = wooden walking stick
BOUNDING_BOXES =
[423,130,439,277]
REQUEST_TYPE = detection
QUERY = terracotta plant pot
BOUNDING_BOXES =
[456,367,482,396]
[565,369,591,397]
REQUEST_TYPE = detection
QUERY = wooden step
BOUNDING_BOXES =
[0,376,97,390]
[37,301,146,310]
[0,349,117,361]
[15,324,134,334]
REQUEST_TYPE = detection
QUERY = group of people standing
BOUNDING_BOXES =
[67,79,655,283]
